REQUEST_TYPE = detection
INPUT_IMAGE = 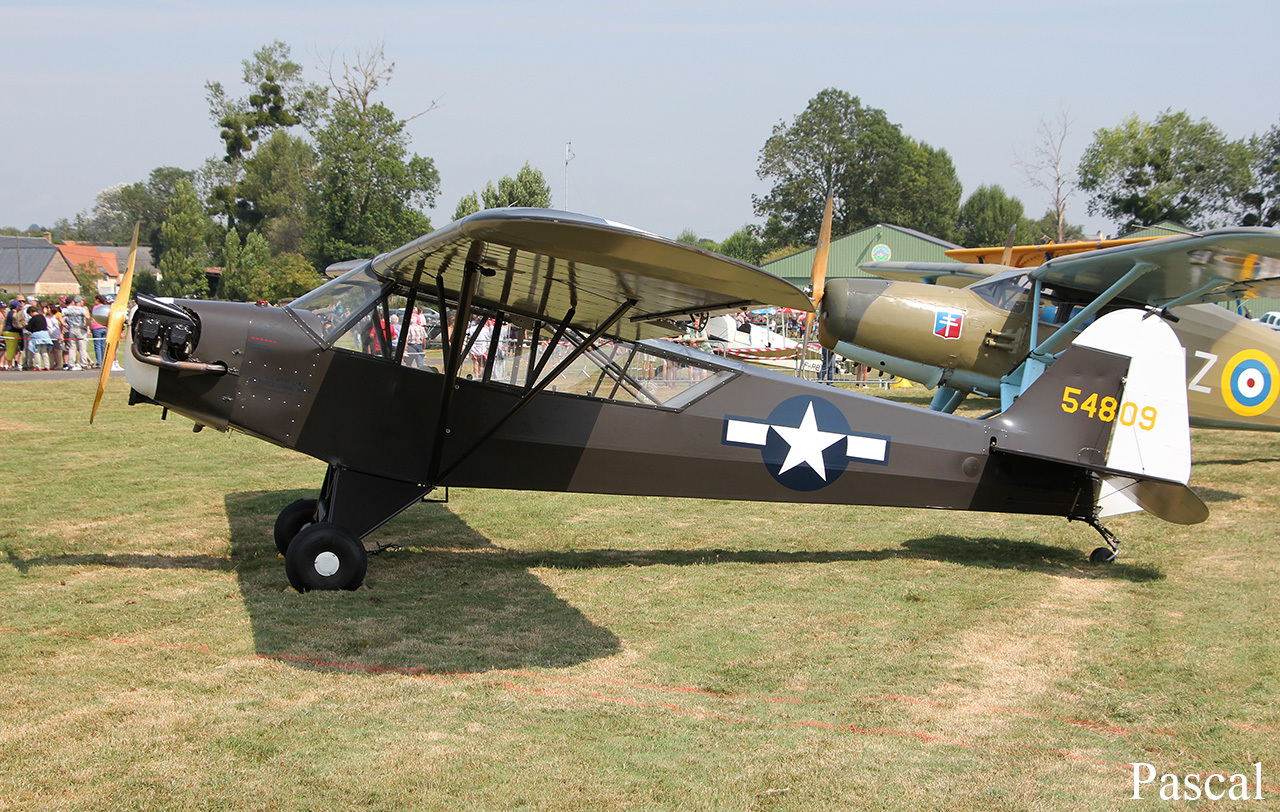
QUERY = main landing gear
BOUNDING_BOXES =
[274,499,369,592]
[274,498,318,556]
[271,465,436,592]
[284,522,368,592]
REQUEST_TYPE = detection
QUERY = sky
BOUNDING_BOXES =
[2,0,1278,244]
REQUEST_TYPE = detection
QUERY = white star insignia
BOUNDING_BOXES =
[723,399,889,481]
[770,402,845,480]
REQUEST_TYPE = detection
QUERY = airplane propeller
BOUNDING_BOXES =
[90,222,139,423]
[798,196,835,376]
[1000,223,1017,267]
[809,195,835,311]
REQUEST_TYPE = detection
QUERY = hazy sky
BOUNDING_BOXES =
[3,1,1277,243]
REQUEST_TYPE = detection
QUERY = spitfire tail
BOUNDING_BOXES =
[988,309,1207,525]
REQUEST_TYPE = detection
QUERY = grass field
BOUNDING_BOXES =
[2,376,1278,810]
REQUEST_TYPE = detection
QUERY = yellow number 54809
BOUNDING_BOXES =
[1061,387,1156,430]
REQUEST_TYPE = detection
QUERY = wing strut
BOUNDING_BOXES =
[432,297,638,484]
[1003,260,1159,410]
[428,250,484,482]
[393,258,427,363]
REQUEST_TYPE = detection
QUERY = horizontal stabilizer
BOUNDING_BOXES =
[1098,476,1208,524]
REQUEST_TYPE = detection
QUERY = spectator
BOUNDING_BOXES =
[63,296,91,370]
[468,316,490,378]
[25,305,52,371]
[2,299,24,371]
[91,295,108,368]
[404,314,427,368]
[46,303,66,370]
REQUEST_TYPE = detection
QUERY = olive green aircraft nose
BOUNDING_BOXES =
[818,277,891,349]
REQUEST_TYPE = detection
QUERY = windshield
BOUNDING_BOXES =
[287,263,386,342]
[970,272,1032,312]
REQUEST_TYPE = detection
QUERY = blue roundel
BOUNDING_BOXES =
[760,396,852,491]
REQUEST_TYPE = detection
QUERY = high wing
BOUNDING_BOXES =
[367,208,813,341]
[1029,227,1280,306]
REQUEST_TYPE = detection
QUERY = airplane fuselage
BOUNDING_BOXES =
[819,276,1280,430]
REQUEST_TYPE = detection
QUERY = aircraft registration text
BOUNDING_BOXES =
[1060,387,1157,430]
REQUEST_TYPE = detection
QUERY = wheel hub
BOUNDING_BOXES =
[314,551,341,577]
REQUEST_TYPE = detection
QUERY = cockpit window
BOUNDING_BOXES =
[970,273,1032,312]
[287,263,386,342]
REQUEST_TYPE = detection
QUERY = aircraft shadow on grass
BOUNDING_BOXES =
[0,490,1162,676]
[215,489,1164,675]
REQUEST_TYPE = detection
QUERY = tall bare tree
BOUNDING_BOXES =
[1014,109,1077,243]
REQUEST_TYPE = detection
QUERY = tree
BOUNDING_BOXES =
[452,192,480,221]
[881,138,962,242]
[56,166,194,252]
[204,41,325,233]
[268,253,323,301]
[717,226,766,265]
[238,129,315,254]
[309,99,439,267]
[73,261,100,302]
[1078,110,1252,232]
[754,89,958,246]
[955,185,1025,248]
[480,163,552,209]
[1015,110,1078,244]
[1242,120,1280,227]
[1025,208,1086,244]
[674,228,718,251]
[157,179,210,298]
[219,230,272,301]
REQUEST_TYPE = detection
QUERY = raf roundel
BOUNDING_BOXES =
[1221,349,1280,417]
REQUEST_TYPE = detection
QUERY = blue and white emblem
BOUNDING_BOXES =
[722,396,890,491]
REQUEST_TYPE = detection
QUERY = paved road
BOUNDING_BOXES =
[0,367,124,383]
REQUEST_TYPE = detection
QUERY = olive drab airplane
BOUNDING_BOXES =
[93,209,1207,592]
[817,228,1280,428]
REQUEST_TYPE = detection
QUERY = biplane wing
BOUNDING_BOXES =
[943,236,1159,268]
[861,230,1280,304]
[367,209,813,341]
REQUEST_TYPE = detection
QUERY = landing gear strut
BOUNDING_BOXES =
[1075,512,1119,564]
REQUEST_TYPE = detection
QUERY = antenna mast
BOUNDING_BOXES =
[564,141,575,210]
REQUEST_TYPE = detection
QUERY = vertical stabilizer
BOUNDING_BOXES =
[1072,309,1191,484]
[990,309,1206,525]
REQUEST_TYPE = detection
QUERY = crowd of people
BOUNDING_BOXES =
[2,294,111,372]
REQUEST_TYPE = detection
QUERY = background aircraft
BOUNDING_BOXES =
[815,229,1280,429]
[95,210,1203,591]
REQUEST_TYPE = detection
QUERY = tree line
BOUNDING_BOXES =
[681,90,1280,262]
[8,41,552,302]
[6,60,1277,297]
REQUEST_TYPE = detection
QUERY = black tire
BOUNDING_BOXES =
[274,498,319,556]
[285,522,367,592]
[1089,547,1117,564]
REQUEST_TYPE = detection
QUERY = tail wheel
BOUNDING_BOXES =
[285,522,367,592]
[274,498,319,556]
